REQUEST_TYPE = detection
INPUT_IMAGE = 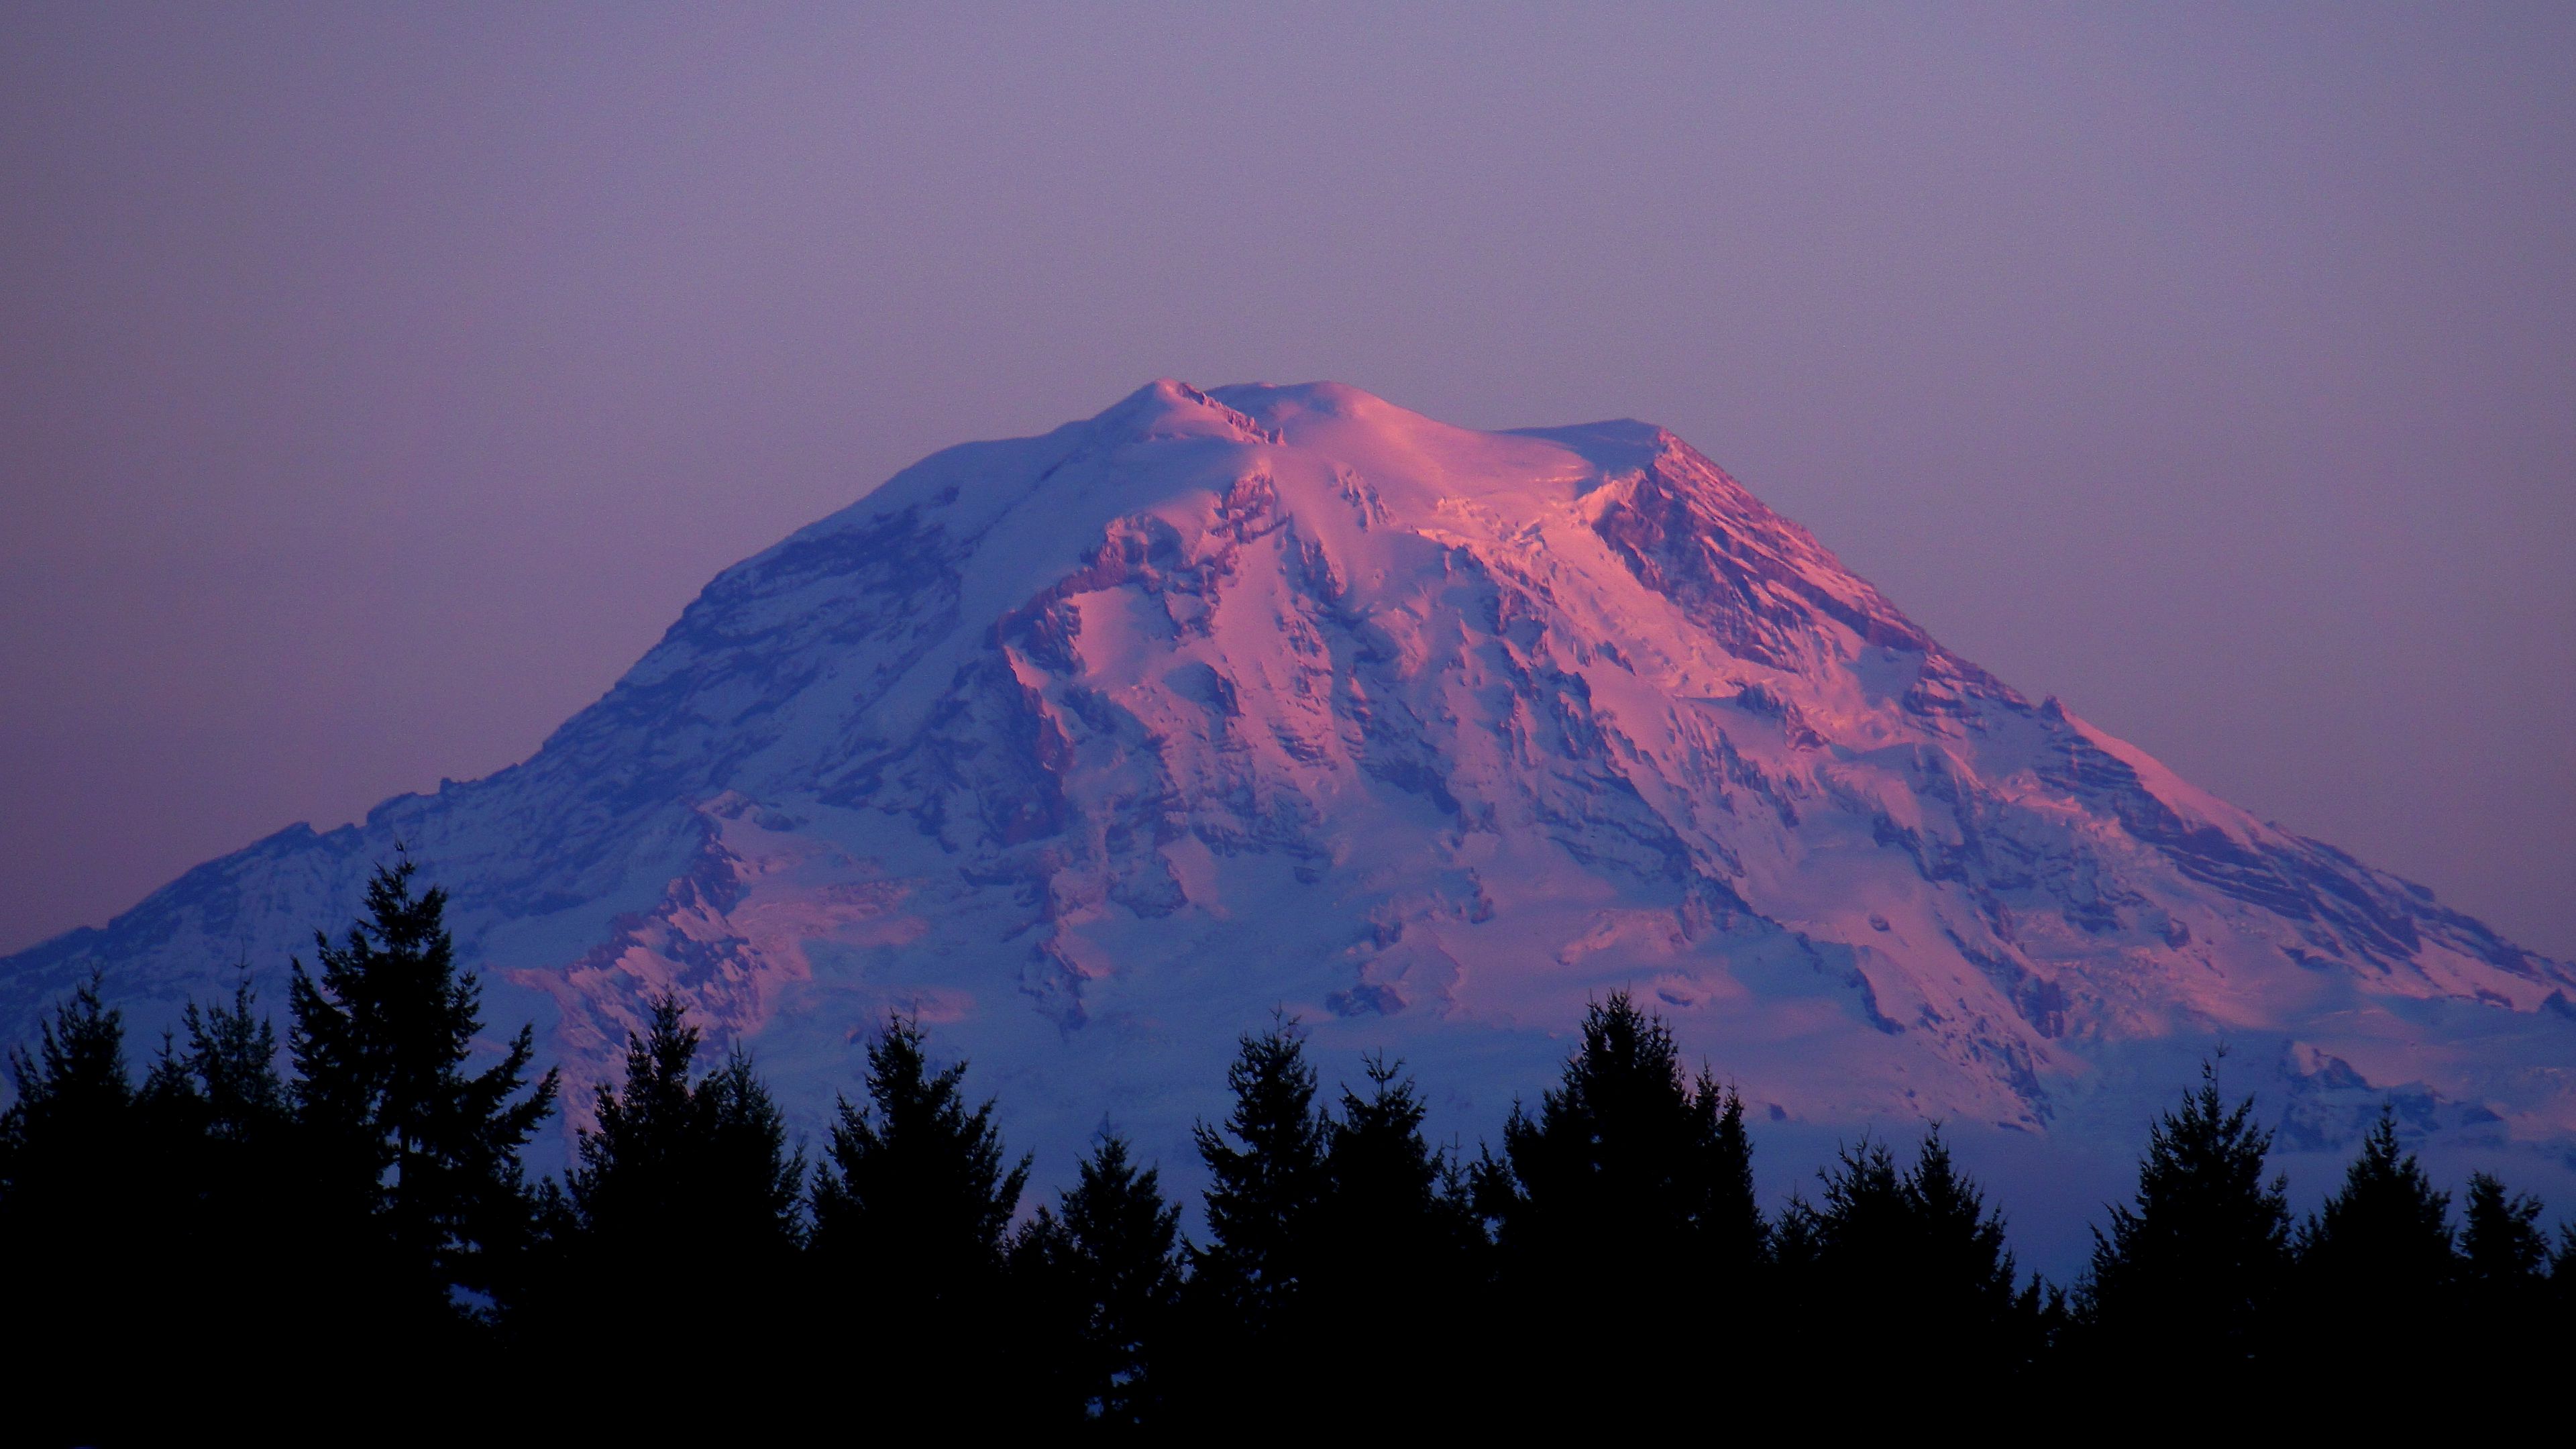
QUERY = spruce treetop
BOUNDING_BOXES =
[284,851,559,1307]
[810,1012,1028,1292]
[2081,1058,2291,1367]
[1190,1014,1328,1315]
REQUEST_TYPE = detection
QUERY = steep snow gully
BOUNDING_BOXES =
[11,380,2571,1262]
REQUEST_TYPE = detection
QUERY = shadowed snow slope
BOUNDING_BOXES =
[10,380,2572,1237]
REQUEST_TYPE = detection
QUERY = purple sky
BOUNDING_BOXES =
[3,3,2570,961]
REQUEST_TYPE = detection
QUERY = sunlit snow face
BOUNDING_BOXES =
[15,374,2570,1291]
[6,7,2569,983]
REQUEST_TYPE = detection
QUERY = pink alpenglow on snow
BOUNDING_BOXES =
[9,381,2571,1241]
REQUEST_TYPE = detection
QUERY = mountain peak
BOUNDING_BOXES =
[9,380,2570,1225]
[1093,378,1278,447]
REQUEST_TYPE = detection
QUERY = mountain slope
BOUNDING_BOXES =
[9,380,2570,1212]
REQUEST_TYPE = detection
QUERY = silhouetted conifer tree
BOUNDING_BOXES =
[531,994,802,1429]
[1779,1136,1904,1307]
[1012,1134,1183,1426]
[1704,1075,1765,1271]
[566,995,803,1254]
[1169,1016,1329,1415]
[2461,1173,2548,1287]
[1476,992,1762,1267]
[140,980,300,1336]
[1472,991,1762,1391]
[1778,1128,2047,1393]
[2294,1107,2455,1355]
[1,976,137,1198]
[1899,1130,2035,1337]
[286,853,559,1338]
[808,1012,1027,1405]
[0,976,135,1169]
[2456,1172,2551,1373]
[0,976,152,1445]
[1318,1055,1479,1278]
[1189,1016,1330,1322]
[1307,1054,1489,1424]
[141,979,290,1144]
[2077,1059,2291,1391]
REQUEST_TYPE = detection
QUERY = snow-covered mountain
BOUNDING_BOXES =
[10,380,2572,1226]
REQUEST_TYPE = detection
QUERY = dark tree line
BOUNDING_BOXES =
[3,859,2573,1440]
[0,859,568,1440]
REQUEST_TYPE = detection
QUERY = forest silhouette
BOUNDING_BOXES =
[2,859,2569,1442]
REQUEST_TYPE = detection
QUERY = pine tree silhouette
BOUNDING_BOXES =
[699,1048,805,1248]
[529,994,802,1436]
[0,976,152,1446]
[1473,990,1763,1392]
[1167,1015,1329,1417]
[1775,1135,1901,1392]
[1900,1129,2055,1372]
[1780,1128,2047,1395]
[1189,1014,1329,1322]
[1702,1075,1765,1274]
[1307,1054,1489,1426]
[1780,1136,1904,1301]
[1,976,136,1185]
[2290,1106,2457,1379]
[1012,1134,1183,1426]
[808,1012,1028,1407]
[1318,1055,1467,1278]
[138,979,303,1387]
[142,978,290,1146]
[286,853,559,1337]
[567,994,803,1255]
[2077,1058,2292,1393]
[2457,1172,2551,1374]
[2461,1173,2548,1287]
[1,975,133,1157]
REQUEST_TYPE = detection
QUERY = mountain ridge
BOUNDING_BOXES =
[9,380,2570,1234]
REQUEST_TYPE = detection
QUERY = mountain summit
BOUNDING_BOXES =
[10,380,2571,1208]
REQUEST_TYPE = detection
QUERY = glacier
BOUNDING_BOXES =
[9,379,2571,1259]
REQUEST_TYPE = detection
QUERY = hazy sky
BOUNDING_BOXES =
[3,3,2570,960]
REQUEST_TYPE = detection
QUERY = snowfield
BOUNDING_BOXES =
[11,380,2571,1254]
